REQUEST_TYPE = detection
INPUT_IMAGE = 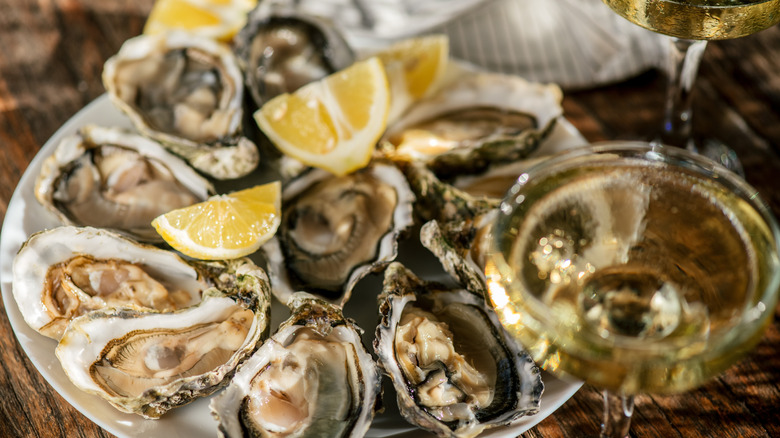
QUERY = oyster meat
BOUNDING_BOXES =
[381,66,562,179]
[34,125,214,243]
[261,162,415,305]
[13,226,236,340]
[103,31,258,179]
[234,2,355,110]
[210,292,381,438]
[55,267,272,419]
[375,262,543,438]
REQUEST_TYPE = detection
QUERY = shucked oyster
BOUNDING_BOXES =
[261,162,415,305]
[375,263,543,438]
[103,31,258,179]
[234,1,355,110]
[210,292,381,437]
[34,125,214,243]
[56,279,271,419]
[12,226,243,340]
[380,66,562,179]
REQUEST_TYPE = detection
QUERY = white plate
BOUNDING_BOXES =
[0,95,584,438]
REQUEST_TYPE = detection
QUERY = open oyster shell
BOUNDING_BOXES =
[34,125,215,243]
[103,31,259,180]
[375,262,543,438]
[54,267,272,419]
[261,162,415,306]
[12,226,222,340]
[210,292,381,437]
[380,66,563,179]
[234,1,355,110]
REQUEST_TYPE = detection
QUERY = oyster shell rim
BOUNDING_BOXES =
[33,124,216,243]
[374,262,544,438]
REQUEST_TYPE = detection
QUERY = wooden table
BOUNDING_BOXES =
[1,1,778,437]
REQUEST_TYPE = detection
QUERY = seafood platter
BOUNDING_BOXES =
[0,2,585,437]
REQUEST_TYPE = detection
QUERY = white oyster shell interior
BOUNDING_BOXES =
[12,226,205,340]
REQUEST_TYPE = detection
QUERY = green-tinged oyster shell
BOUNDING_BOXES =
[380,65,562,179]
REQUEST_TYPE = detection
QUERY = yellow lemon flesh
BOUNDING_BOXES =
[152,182,281,260]
[254,57,390,176]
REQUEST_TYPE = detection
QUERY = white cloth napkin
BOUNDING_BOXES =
[292,0,669,90]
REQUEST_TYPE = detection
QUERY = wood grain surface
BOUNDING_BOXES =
[1,1,779,437]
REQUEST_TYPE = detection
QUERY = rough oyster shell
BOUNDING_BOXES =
[103,31,258,180]
[375,262,543,438]
[34,125,215,243]
[210,292,381,437]
[420,215,497,298]
[234,1,355,110]
[54,266,272,419]
[401,159,497,225]
[12,226,218,340]
[261,162,415,306]
[380,66,563,179]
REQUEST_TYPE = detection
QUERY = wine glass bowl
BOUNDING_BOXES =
[485,142,780,436]
[602,0,780,41]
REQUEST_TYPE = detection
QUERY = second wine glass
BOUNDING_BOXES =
[601,0,780,173]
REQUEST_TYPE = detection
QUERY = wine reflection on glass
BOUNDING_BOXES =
[601,0,780,173]
[486,143,780,437]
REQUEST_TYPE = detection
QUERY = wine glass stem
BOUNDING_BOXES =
[660,37,708,151]
[601,390,635,438]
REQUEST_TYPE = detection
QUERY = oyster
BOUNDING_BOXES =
[380,66,563,179]
[234,2,355,110]
[34,125,214,243]
[54,269,272,419]
[210,292,381,437]
[375,262,543,438]
[103,31,258,180]
[261,162,415,305]
[14,226,229,340]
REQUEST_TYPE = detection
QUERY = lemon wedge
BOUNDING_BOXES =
[152,182,281,260]
[144,0,257,42]
[254,57,390,176]
[373,34,450,122]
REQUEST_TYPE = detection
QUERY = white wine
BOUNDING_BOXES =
[602,0,780,40]
[488,153,780,394]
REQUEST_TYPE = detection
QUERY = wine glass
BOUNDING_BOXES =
[601,0,780,173]
[485,142,780,437]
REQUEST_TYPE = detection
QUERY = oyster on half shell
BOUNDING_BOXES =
[261,162,415,305]
[380,66,562,179]
[103,31,258,180]
[54,267,272,419]
[234,2,355,110]
[11,226,253,340]
[375,262,543,438]
[34,125,214,243]
[210,292,381,437]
